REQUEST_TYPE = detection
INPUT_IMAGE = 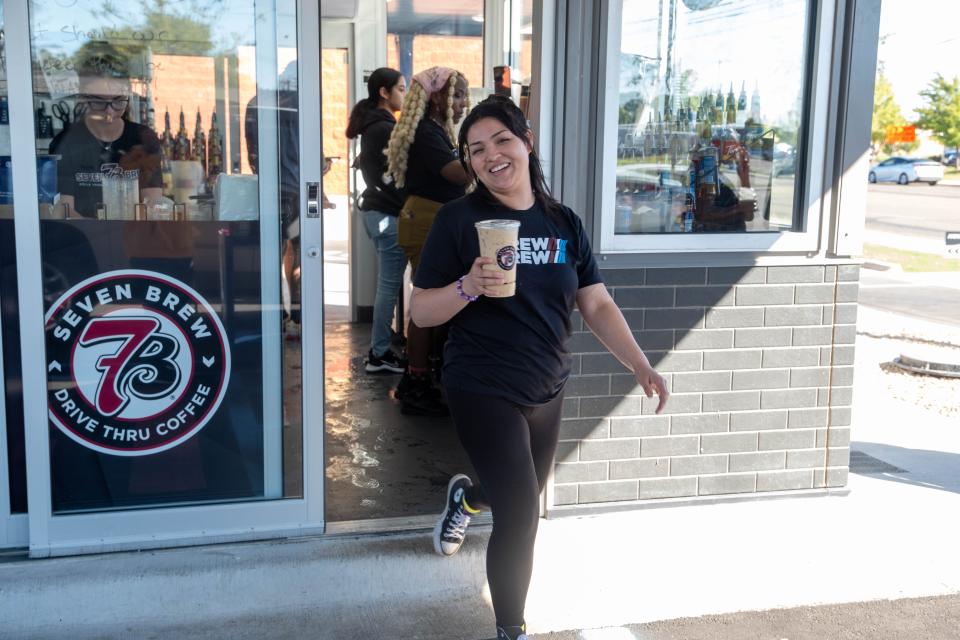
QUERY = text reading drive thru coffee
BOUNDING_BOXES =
[45,270,231,456]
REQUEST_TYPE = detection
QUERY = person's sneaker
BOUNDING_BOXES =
[401,387,449,416]
[395,371,436,400]
[496,624,527,640]
[395,372,448,416]
[433,474,473,556]
[365,348,407,374]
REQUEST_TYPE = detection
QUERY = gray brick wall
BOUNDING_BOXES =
[554,264,858,510]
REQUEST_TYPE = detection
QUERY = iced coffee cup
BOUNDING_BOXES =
[475,219,520,297]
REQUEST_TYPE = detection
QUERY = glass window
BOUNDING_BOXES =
[29,0,303,512]
[613,0,812,235]
[507,0,534,113]
[386,0,485,91]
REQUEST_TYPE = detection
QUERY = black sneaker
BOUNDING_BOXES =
[395,372,448,416]
[433,474,473,556]
[395,372,442,400]
[496,624,527,640]
[401,387,449,416]
[366,349,407,374]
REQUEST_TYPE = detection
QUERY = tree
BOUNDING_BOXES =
[94,0,224,56]
[871,67,918,157]
[915,73,960,168]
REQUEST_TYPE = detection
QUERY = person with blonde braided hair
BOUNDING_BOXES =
[386,66,470,416]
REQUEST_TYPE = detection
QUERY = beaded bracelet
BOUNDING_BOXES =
[456,275,479,302]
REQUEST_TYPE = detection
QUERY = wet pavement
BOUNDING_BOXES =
[322,320,476,522]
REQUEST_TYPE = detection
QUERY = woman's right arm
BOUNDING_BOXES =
[410,256,503,327]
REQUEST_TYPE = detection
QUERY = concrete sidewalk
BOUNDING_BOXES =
[2,307,960,639]
[535,594,960,639]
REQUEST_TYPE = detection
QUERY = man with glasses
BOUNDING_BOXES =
[52,41,163,218]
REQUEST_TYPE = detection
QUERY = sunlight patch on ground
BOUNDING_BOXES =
[579,628,640,640]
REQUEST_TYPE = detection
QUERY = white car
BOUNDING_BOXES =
[869,157,944,185]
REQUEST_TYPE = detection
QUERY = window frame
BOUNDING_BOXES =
[594,0,832,254]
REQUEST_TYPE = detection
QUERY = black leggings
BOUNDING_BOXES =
[445,387,564,628]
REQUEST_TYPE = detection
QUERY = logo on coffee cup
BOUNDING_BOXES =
[45,270,231,456]
[497,245,517,271]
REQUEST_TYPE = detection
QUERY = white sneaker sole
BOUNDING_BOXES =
[365,362,404,374]
[433,473,471,557]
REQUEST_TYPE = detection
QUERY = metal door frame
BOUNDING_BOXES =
[0,312,29,549]
[7,0,325,557]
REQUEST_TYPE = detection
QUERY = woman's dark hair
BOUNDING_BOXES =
[457,95,563,218]
[345,67,404,139]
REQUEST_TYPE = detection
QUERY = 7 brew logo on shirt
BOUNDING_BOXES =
[517,237,567,265]
[45,270,231,456]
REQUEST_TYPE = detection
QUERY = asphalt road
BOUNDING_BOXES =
[860,183,960,327]
[859,268,960,328]
[866,183,960,249]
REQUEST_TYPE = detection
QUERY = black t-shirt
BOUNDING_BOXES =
[54,119,163,218]
[404,118,465,204]
[414,192,603,405]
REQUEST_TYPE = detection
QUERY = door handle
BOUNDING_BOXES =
[306,182,320,218]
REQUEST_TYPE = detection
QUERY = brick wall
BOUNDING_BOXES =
[151,54,217,152]
[151,47,297,178]
[554,263,859,508]
[386,35,485,90]
[321,48,350,197]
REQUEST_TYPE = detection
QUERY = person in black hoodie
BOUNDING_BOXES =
[346,68,409,374]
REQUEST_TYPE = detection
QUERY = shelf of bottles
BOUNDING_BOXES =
[157,106,224,221]
[615,82,774,235]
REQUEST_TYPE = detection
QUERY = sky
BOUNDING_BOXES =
[879,0,960,120]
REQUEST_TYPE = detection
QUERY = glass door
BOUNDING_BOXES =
[0,0,29,550]
[7,0,324,556]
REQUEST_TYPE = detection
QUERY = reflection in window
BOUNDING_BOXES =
[615,0,811,234]
[28,0,300,221]
[28,0,304,513]
[508,0,533,114]
[386,0,484,90]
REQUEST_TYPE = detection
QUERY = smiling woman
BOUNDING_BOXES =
[464,115,535,210]
[409,96,668,640]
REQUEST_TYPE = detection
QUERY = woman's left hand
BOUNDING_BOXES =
[634,361,669,414]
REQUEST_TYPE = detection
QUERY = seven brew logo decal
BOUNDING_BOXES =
[45,270,231,456]
[496,245,517,271]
